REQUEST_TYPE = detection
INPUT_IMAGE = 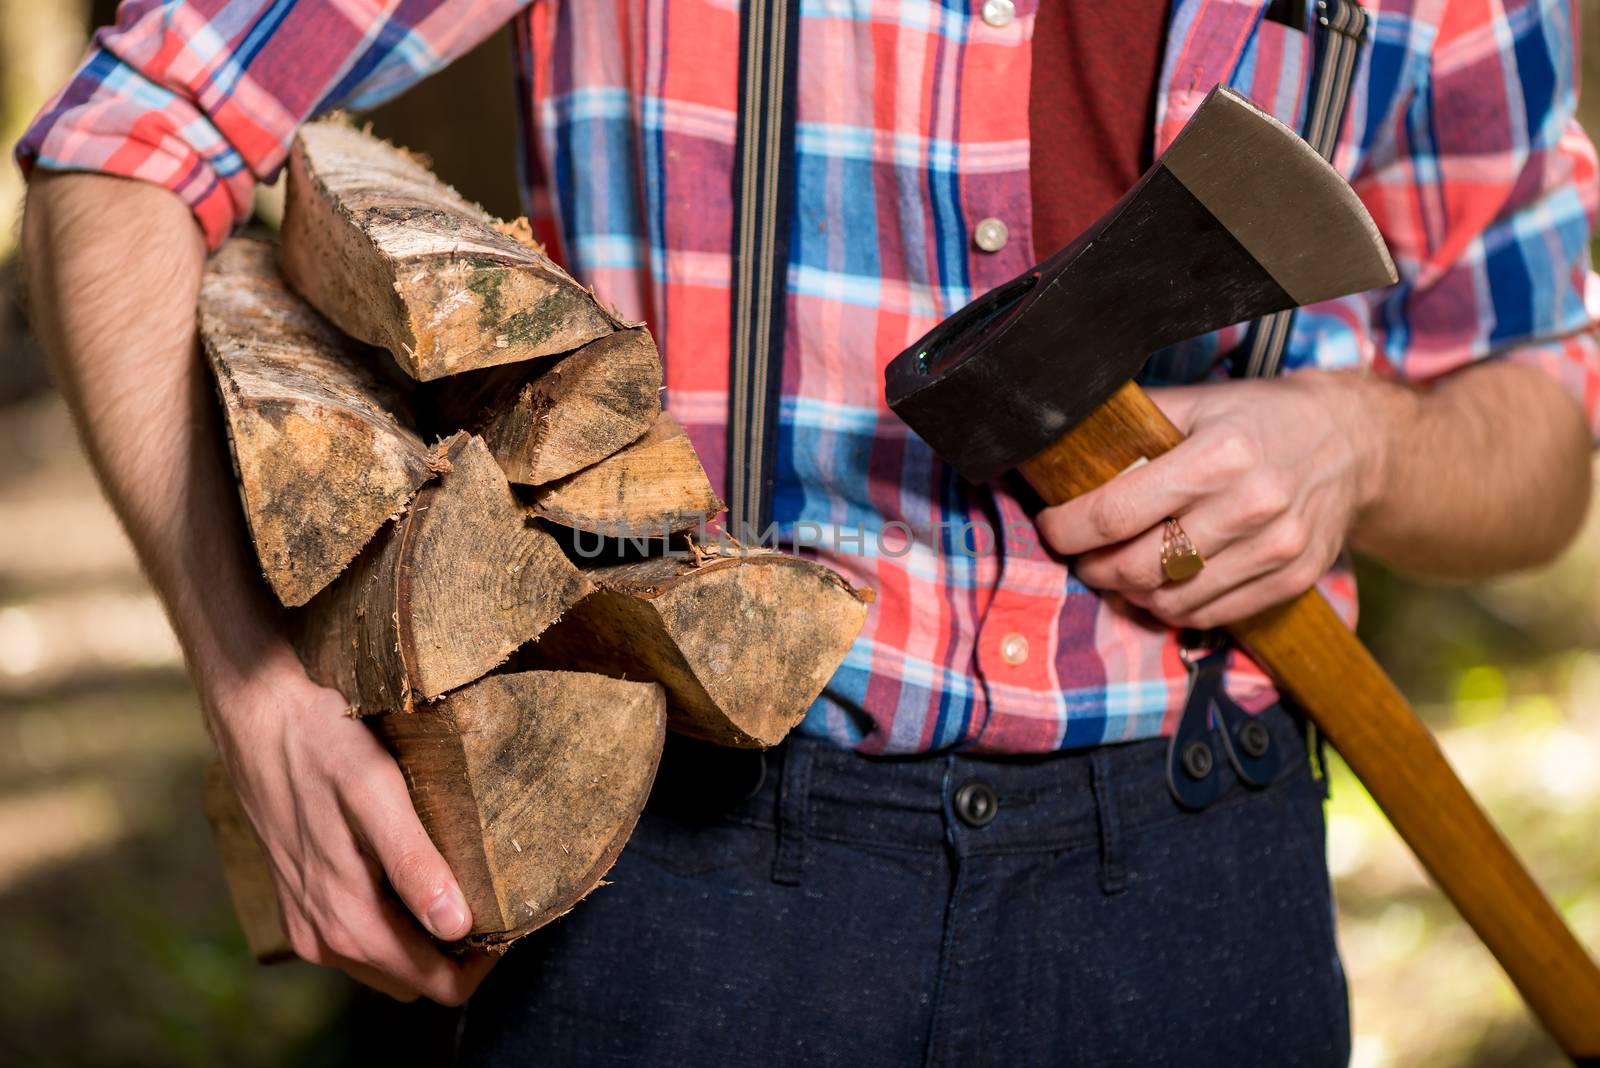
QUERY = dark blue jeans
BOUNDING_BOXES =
[453,705,1349,1066]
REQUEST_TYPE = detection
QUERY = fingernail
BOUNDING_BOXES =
[426,887,469,939]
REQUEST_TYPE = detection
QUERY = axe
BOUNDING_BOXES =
[885,86,1600,1060]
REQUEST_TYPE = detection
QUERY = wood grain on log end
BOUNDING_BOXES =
[372,670,667,948]
[294,434,594,712]
[527,554,871,748]
[532,411,722,537]
[429,327,663,485]
[201,761,293,964]
[282,120,626,381]
[200,238,437,606]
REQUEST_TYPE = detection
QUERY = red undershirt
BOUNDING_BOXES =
[1028,1,1169,259]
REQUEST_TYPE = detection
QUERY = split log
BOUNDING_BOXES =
[373,670,666,948]
[429,327,664,486]
[281,120,625,381]
[526,554,871,747]
[199,238,438,606]
[202,761,293,963]
[204,670,666,957]
[532,412,722,537]
[294,434,593,712]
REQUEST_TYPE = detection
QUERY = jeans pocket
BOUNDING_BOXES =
[1274,771,1336,922]
[1268,771,1352,1059]
[622,807,768,878]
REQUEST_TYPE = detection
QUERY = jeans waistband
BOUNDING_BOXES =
[647,705,1311,858]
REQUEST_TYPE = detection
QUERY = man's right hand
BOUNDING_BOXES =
[212,653,494,1004]
[22,170,492,1004]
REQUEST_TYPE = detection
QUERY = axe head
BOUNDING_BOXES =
[884,86,1397,484]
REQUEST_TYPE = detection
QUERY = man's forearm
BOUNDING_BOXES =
[22,172,492,998]
[21,172,299,701]
[1347,359,1592,580]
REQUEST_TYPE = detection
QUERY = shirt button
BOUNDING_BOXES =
[980,0,1015,27]
[973,216,1009,253]
[1000,632,1029,665]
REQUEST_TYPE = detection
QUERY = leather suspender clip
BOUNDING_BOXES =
[1167,647,1283,810]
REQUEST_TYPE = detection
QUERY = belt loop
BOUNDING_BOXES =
[772,741,814,886]
[1307,718,1332,800]
[1089,749,1129,896]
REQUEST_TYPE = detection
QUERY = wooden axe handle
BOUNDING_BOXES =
[1018,379,1600,1059]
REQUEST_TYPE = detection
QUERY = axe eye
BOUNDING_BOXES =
[918,271,1039,379]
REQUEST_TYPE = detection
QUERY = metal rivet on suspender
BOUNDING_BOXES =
[1238,719,1271,759]
[1181,740,1214,780]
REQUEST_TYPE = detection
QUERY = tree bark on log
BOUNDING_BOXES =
[201,761,294,963]
[281,120,625,381]
[525,554,871,747]
[373,670,666,948]
[199,238,439,606]
[294,434,593,712]
[204,670,666,957]
[429,327,663,486]
[532,412,722,537]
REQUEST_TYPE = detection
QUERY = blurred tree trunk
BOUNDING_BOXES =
[1,0,88,402]
[1,0,89,260]
[1586,0,1599,263]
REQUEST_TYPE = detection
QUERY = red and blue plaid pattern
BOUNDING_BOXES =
[19,0,1600,753]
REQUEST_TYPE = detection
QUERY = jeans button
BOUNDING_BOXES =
[953,780,999,827]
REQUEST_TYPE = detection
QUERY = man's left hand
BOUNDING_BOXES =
[1034,371,1394,630]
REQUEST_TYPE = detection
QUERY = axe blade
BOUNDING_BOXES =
[884,86,1398,484]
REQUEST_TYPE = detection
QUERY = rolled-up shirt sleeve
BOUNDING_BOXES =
[1356,0,1600,437]
[14,0,531,249]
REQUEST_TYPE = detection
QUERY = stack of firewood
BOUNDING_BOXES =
[201,120,870,959]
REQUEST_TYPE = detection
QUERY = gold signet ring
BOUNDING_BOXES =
[1160,518,1205,583]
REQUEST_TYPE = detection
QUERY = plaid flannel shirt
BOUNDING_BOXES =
[19,0,1600,754]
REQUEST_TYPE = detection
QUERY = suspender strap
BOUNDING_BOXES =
[727,0,802,537]
[1235,0,1369,380]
